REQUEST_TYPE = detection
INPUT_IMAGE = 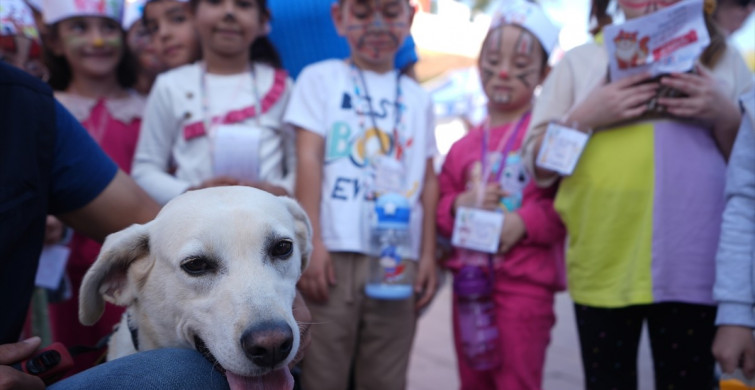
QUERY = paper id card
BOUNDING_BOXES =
[35,244,70,290]
[212,124,261,182]
[536,123,590,176]
[373,155,405,194]
[451,207,504,254]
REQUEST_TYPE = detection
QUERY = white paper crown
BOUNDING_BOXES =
[122,0,146,29]
[42,0,124,24]
[490,0,560,55]
[1,0,39,39]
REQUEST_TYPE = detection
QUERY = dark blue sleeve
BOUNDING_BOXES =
[48,101,118,214]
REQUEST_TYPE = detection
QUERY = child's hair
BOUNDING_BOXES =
[188,0,282,69]
[43,23,137,91]
[589,0,726,68]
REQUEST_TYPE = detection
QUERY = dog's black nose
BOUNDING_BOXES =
[240,321,294,368]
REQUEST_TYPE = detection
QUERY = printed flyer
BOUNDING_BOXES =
[604,0,709,82]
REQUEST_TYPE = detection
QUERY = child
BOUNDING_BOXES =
[123,0,164,94]
[521,0,754,388]
[142,0,200,70]
[132,0,294,205]
[0,0,46,79]
[436,1,565,388]
[712,88,755,380]
[284,0,438,388]
[40,0,144,375]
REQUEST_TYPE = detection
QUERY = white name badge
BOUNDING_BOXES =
[373,155,405,194]
[212,124,261,182]
[536,123,590,176]
[35,244,70,290]
[451,207,504,254]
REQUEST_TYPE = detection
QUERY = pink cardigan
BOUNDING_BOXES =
[437,117,566,297]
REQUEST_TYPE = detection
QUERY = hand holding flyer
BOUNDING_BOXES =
[604,0,709,82]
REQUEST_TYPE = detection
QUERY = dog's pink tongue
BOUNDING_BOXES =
[226,368,294,390]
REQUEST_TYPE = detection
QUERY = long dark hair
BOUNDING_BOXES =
[43,22,137,91]
[588,0,726,68]
[189,0,282,69]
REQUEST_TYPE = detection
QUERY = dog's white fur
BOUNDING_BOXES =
[79,187,312,377]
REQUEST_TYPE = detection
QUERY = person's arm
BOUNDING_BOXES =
[514,182,565,247]
[415,159,438,311]
[294,129,334,303]
[712,95,755,377]
[131,75,192,205]
[57,170,160,242]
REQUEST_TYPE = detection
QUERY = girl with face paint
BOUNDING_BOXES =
[437,2,564,388]
[39,0,144,377]
[521,0,754,388]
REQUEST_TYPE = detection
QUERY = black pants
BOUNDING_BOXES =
[574,302,716,390]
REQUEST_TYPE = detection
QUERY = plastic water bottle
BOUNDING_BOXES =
[365,193,413,300]
[454,255,500,370]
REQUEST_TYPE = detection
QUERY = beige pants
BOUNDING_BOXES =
[301,252,418,390]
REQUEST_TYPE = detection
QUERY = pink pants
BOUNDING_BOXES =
[452,288,556,390]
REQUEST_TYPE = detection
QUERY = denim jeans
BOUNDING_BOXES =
[49,348,230,389]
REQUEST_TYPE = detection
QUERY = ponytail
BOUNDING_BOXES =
[250,36,282,69]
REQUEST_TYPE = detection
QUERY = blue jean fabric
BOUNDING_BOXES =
[49,349,230,390]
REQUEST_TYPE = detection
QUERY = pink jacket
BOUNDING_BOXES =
[437,116,566,296]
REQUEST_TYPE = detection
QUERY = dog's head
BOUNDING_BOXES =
[80,187,312,390]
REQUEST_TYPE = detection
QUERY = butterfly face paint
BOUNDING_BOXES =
[335,0,413,72]
[478,24,545,110]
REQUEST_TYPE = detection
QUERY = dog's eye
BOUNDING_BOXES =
[270,240,293,258]
[181,257,215,276]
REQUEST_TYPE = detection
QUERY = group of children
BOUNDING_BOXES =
[2,0,753,388]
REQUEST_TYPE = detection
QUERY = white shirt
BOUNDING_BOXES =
[285,59,437,259]
[133,62,294,205]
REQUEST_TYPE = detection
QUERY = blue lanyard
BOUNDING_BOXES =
[480,112,530,183]
[350,63,403,156]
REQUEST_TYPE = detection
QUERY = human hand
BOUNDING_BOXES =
[454,183,507,212]
[296,239,335,303]
[289,290,311,369]
[657,65,739,129]
[189,176,241,191]
[0,337,45,390]
[44,216,65,245]
[712,325,755,378]
[414,254,438,312]
[498,211,526,255]
[240,181,289,197]
[568,73,658,130]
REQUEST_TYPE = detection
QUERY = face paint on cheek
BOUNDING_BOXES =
[64,36,89,50]
[103,37,122,49]
[513,30,534,56]
[515,69,538,89]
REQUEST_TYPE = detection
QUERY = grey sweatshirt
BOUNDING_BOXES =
[714,88,755,327]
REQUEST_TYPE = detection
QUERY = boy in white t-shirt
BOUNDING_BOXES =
[284,0,438,389]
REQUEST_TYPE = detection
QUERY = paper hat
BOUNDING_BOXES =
[1,0,40,39]
[122,0,146,30]
[23,0,42,11]
[41,0,124,25]
[489,0,560,55]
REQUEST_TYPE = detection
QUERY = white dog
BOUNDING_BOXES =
[78,187,311,390]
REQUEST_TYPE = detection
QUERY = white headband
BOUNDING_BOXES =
[489,0,560,55]
[41,0,124,25]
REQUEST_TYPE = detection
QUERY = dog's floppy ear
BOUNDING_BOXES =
[278,196,312,272]
[79,223,152,326]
